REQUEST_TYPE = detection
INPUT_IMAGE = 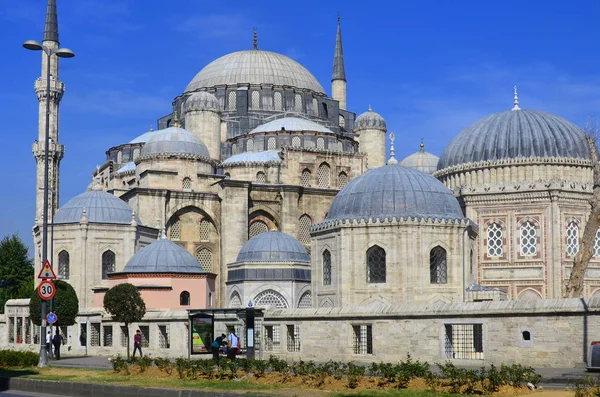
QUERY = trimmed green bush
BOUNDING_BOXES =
[0,350,39,367]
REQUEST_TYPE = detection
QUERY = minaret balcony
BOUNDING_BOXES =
[32,140,65,160]
[34,77,65,101]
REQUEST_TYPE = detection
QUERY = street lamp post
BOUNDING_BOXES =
[23,39,74,368]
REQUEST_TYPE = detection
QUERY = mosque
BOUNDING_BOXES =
[7,0,600,367]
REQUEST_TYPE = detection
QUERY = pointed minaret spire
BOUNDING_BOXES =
[331,14,347,110]
[253,28,258,50]
[512,85,521,111]
[43,0,59,43]
[387,132,398,165]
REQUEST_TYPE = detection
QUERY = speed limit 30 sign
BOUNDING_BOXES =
[38,280,56,300]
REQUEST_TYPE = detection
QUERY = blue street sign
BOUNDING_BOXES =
[46,312,58,324]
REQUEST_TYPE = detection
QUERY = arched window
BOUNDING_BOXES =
[256,171,266,183]
[367,246,386,283]
[297,292,312,308]
[247,139,254,152]
[232,143,237,155]
[101,250,115,280]
[292,136,301,148]
[430,246,447,284]
[251,90,260,109]
[224,172,231,179]
[519,289,542,301]
[298,214,312,245]
[249,220,268,239]
[520,221,537,256]
[228,91,236,110]
[274,92,283,111]
[182,177,192,190]
[321,103,328,118]
[301,169,311,187]
[254,289,288,308]
[317,163,331,188]
[595,229,600,257]
[337,172,348,189]
[58,250,69,280]
[199,219,212,242]
[229,292,242,308]
[487,223,503,257]
[316,137,325,150]
[166,119,172,127]
[267,137,276,150]
[208,292,213,307]
[133,148,140,161]
[195,248,213,272]
[566,222,579,256]
[180,291,190,306]
[169,218,181,241]
[339,115,346,129]
[323,250,331,285]
[294,93,302,112]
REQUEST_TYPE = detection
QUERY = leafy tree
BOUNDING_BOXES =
[0,234,34,313]
[29,280,79,326]
[103,283,146,359]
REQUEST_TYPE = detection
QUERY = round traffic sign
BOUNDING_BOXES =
[46,312,58,324]
[38,280,56,300]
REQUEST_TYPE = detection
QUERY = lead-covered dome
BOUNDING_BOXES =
[122,237,205,274]
[354,107,386,131]
[54,189,141,225]
[185,50,325,94]
[183,91,220,113]
[140,126,210,159]
[325,165,464,222]
[401,141,440,174]
[236,231,310,263]
[438,109,590,170]
[250,117,333,134]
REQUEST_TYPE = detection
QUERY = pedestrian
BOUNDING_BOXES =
[46,331,51,356]
[52,331,63,360]
[132,329,143,357]
[211,333,226,361]
[227,329,239,360]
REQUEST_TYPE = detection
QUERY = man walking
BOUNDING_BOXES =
[132,329,143,357]
[52,331,63,360]
[45,331,51,356]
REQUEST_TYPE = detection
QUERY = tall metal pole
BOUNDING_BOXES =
[49,187,55,360]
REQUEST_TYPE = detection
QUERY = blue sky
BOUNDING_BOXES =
[1,0,599,253]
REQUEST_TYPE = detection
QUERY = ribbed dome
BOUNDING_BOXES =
[438,109,590,170]
[401,142,440,174]
[141,127,210,158]
[326,165,464,222]
[236,231,310,263]
[185,50,325,94]
[183,91,220,113]
[250,117,333,134]
[54,190,141,225]
[122,238,205,274]
[354,107,386,131]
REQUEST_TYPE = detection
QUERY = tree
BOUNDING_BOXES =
[0,234,34,313]
[565,121,600,298]
[103,283,146,359]
[29,280,79,326]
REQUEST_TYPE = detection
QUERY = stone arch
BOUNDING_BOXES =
[319,297,334,308]
[518,289,542,300]
[249,206,280,228]
[591,289,600,298]
[359,296,392,309]
[229,291,242,308]
[166,203,220,232]
[253,289,289,309]
[297,291,312,308]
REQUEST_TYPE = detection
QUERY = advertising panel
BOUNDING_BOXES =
[191,315,213,354]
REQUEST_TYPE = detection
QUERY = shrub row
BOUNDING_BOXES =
[0,350,39,368]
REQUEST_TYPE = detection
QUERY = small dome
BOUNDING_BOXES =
[122,238,205,274]
[221,151,281,166]
[354,106,386,131]
[400,141,440,174]
[141,127,210,159]
[185,50,325,94]
[438,109,590,170]
[326,165,464,222]
[236,231,310,263]
[54,190,141,225]
[183,91,220,113]
[250,117,334,134]
[129,128,160,144]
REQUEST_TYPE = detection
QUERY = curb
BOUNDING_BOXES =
[0,377,276,397]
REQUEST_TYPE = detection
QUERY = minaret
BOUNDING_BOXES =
[33,0,65,224]
[331,14,346,110]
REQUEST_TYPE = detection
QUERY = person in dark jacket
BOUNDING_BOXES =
[132,330,143,357]
[52,331,64,360]
[211,334,227,360]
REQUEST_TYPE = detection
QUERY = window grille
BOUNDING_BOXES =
[58,250,69,280]
[133,148,140,160]
[337,172,348,189]
[304,140,315,149]
[287,324,300,352]
[323,250,332,285]
[256,171,266,183]
[254,289,288,308]
[103,325,113,347]
[292,136,301,148]
[182,177,192,190]
[487,223,503,257]
[595,229,600,257]
[297,292,312,308]
[9,317,15,343]
[195,249,213,272]
[367,246,386,283]
[249,221,268,239]
[567,222,579,256]
[301,169,311,187]
[339,115,346,129]
[317,163,331,188]
[247,139,254,152]
[298,215,312,245]
[139,326,149,348]
[120,326,128,347]
[101,251,115,280]
[25,318,31,344]
[352,325,373,355]
[312,98,318,115]
[232,143,237,155]
[170,218,181,241]
[90,323,101,347]
[199,219,211,242]
[317,137,325,150]
[229,292,242,308]
[251,90,260,109]
[294,94,302,112]
[264,325,280,351]
[180,291,190,306]
[430,246,448,284]
[228,91,236,110]
[520,221,537,256]
[274,92,283,111]
[444,323,484,360]
[16,317,22,344]
[159,325,170,348]
[267,137,276,150]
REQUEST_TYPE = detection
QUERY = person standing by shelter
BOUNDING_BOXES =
[227,329,239,360]
[52,331,63,360]
[211,333,227,360]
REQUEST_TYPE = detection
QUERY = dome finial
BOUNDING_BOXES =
[161,225,167,240]
[253,27,258,50]
[420,138,425,152]
[172,105,179,127]
[512,85,521,111]
[368,104,372,112]
[387,132,398,165]
[149,125,154,132]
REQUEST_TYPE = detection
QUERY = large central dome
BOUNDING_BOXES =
[185,50,325,94]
